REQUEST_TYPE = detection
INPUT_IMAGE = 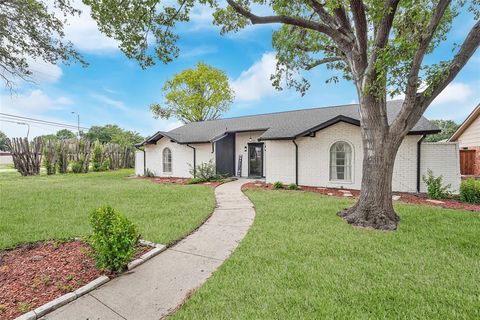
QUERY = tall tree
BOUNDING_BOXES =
[86,0,479,230]
[424,119,459,142]
[0,0,86,89]
[150,62,234,123]
[85,124,143,145]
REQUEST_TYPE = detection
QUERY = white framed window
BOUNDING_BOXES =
[330,141,352,181]
[162,147,172,173]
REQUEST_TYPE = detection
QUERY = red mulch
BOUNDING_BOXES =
[139,176,224,188]
[0,240,153,319]
[242,182,480,212]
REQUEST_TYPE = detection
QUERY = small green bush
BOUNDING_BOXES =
[460,178,480,204]
[189,159,222,182]
[422,169,451,199]
[187,177,206,184]
[287,183,298,190]
[89,206,139,272]
[92,140,109,172]
[145,168,155,177]
[273,181,284,189]
[70,160,83,173]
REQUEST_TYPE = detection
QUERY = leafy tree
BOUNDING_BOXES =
[56,129,76,140]
[0,131,9,151]
[85,124,143,145]
[425,119,459,142]
[86,0,480,230]
[150,63,234,123]
[0,0,86,89]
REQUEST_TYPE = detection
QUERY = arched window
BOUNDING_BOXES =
[162,147,172,173]
[330,141,352,181]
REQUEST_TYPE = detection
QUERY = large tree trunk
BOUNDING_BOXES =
[338,97,404,231]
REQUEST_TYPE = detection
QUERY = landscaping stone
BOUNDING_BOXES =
[339,190,350,193]
[14,311,36,320]
[327,193,334,196]
[392,195,401,201]
[343,193,353,197]
[426,199,445,204]
[74,276,110,298]
[32,255,44,261]
[127,258,145,270]
[139,245,166,261]
[34,292,76,318]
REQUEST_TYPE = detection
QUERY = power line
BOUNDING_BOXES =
[0,113,89,130]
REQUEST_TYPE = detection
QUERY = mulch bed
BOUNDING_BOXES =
[242,182,480,212]
[0,240,152,320]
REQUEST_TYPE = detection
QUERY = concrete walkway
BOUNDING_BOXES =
[43,179,255,320]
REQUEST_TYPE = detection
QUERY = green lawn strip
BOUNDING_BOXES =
[172,189,480,319]
[0,169,215,250]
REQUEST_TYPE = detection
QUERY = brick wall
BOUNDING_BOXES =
[420,142,461,193]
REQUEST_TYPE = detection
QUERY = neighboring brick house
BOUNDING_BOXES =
[136,100,461,193]
[448,104,480,177]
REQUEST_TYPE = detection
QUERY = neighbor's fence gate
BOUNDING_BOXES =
[460,149,476,175]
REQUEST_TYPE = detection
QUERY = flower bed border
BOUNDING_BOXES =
[14,239,166,320]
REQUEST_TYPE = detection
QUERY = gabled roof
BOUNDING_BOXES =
[448,104,480,142]
[140,100,439,145]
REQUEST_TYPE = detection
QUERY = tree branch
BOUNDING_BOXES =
[304,56,343,70]
[226,0,353,50]
[403,0,451,101]
[390,19,480,137]
[349,0,368,68]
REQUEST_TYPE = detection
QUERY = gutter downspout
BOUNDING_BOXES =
[135,145,146,176]
[186,144,196,178]
[416,135,426,193]
[292,140,298,185]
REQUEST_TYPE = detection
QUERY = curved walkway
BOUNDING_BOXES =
[43,179,255,320]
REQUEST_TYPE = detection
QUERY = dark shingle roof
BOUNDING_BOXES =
[143,100,439,145]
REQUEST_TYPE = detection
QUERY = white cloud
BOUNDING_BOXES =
[90,94,126,110]
[1,89,72,114]
[179,45,218,59]
[231,52,278,101]
[430,82,473,106]
[27,58,63,84]
[62,1,118,53]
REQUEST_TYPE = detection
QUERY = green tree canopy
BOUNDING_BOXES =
[0,0,86,89]
[0,131,9,151]
[150,63,234,123]
[425,119,459,142]
[55,129,76,140]
[85,124,143,145]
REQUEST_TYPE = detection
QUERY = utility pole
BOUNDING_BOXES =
[71,111,80,138]
[17,122,30,139]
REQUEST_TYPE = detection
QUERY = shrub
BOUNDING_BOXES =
[422,169,451,199]
[460,178,480,204]
[187,177,206,184]
[89,206,139,272]
[70,160,83,173]
[92,140,109,172]
[273,181,284,189]
[189,159,222,182]
[287,183,298,190]
[145,168,155,177]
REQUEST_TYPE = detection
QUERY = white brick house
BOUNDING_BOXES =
[136,100,460,193]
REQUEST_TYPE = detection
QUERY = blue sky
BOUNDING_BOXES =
[1,2,479,138]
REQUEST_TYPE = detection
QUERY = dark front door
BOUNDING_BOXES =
[248,143,264,177]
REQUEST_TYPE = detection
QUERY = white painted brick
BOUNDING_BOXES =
[420,142,460,193]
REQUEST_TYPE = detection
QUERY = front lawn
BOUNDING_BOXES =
[172,189,480,319]
[0,170,215,249]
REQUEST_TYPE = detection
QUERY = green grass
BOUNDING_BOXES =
[0,170,215,250]
[172,190,480,319]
